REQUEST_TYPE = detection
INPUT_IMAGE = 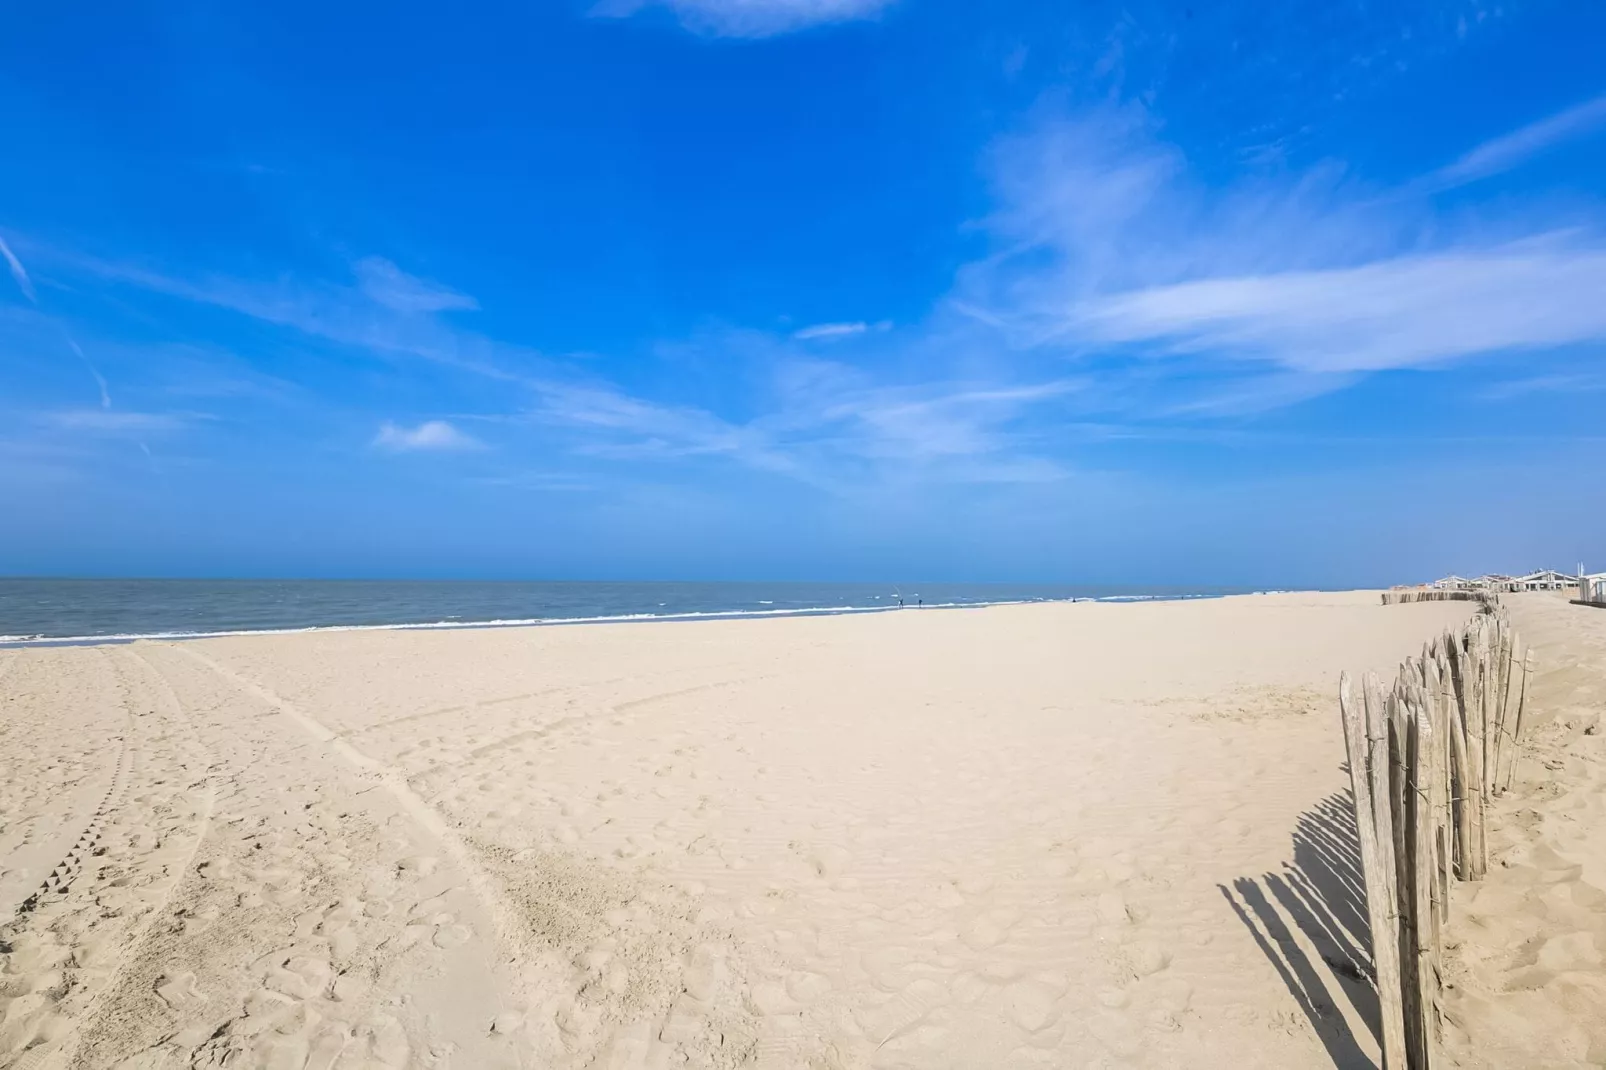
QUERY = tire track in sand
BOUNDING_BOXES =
[0,648,215,1070]
[161,645,525,955]
[409,675,774,783]
[4,646,131,895]
[162,645,769,1069]
[155,644,592,1064]
[78,645,521,1069]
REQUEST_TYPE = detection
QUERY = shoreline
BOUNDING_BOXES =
[0,589,1249,648]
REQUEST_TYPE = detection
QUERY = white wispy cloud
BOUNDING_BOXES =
[43,409,188,434]
[11,236,1185,487]
[25,241,1077,485]
[735,357,1085,485]
[373,419,482,452]
[1156,371,1360,419]
[975,108,1398,303]
[35,91,1605,501]
[354,257,479,314]
[469,470,593,492]
[51,83,1606,497]
[1480,371,1606,400]
[49,248,528,384]
[593,0,894,38]
[793,321,868,340]
[511,354,1082,486]
[791,320,890,341]
[521,377,830,483]
[1074,242,1606,373]
[1428,92,1606,191]
[801,373,1083,463]
[0,234,38,303]
[966,107,1606,382]
[532,381,746,454]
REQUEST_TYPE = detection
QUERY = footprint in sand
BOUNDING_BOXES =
[960,907,1022,951]
[784,970,832,1005]
[1096,890,1133,926]
[1005,978,1065,1033]
[154,971,208,1015]
[1123,940,1172,978]
[852,977,951,1051]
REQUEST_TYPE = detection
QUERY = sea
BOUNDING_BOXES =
[0,578,1248,645]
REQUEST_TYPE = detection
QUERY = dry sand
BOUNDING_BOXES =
[0,590,1597,1069]
[1440,593,1606,1069]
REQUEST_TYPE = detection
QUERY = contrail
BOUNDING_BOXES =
[0,233,37,303]
[62,330,113,409]
[1,234,117,413]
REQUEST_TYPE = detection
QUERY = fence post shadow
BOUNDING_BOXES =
[1219,777,1382,1069]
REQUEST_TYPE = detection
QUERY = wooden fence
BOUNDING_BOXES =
[1380,590,1499,606]
[1339,606,1532,1069]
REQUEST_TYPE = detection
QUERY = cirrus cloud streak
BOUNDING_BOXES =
[593,0,894,38]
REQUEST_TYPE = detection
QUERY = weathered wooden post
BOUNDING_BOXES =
[1342,602,1536,1066]
[1341,672,1408,1068]
[1504,649,1534,792]
[1465,624,1489,878]
[1410,690,1440,1054]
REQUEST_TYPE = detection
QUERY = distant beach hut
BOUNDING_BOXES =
[1517,569,1573,591]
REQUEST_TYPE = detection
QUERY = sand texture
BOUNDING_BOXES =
[2,590,1595,1069]
[1440,594,1606,1069]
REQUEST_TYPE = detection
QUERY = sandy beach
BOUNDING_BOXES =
[1439,594,1606,1069]
[1,591,1600,1069]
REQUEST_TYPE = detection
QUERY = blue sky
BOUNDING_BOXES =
[2,0,1603,584]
